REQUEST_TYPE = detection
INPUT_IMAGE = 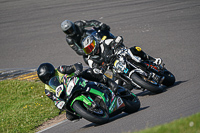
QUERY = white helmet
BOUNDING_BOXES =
[82,35,99,55]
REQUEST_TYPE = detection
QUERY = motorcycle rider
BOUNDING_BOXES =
[37,62,121,121]
[61,19,113,55]
[61,19,114,64]
[82,35,162,72]
[81,35,163,88]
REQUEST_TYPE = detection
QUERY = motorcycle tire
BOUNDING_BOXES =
[130,73,163,93]
[72,101,109,125]
[122,95,140,114]
[162,71,175,87]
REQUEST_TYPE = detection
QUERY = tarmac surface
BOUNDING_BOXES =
[1,0,200,133]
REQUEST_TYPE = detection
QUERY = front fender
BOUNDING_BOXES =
[89,88,106,103]
[70,95,92,108]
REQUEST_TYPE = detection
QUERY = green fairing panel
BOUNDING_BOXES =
[132,93,136,97]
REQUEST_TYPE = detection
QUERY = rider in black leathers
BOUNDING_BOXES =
[82,35,162,71]
[61,20,113,55]
[37,62,120,121]
[61,19,115,65]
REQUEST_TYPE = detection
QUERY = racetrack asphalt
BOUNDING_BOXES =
[1,0,200,133]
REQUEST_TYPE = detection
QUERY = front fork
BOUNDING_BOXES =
[113,72,142,89]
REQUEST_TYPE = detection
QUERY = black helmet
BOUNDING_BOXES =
[61,20,76,36]
[37,63,55,84]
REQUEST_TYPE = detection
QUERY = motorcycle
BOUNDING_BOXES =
[82,28,175,93]
[108,47,176,93]
[48,75,140,124]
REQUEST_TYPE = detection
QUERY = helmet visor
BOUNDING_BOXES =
[64,26,75,36]
[83,40,96,55]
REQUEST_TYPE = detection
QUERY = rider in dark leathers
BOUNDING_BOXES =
[61,19,114,65]
[82,36,162,71]
[61,20,113,55]
[37,62,120,121]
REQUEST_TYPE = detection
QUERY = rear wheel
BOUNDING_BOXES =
[72,101,109,124]
[131,73,163,93]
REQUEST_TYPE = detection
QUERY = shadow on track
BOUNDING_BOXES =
[78,82,186,129]
[81,106,149,129]
[135,80,187,97]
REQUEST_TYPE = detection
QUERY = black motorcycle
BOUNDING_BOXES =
[82,28,175,93]
[109,47,175,93]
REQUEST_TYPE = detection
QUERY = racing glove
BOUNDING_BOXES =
[100,23,110,31]
[114,36,123,44]
[73,62,83,76]
[110,36,124,49]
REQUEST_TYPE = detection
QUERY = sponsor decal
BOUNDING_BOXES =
[56,85,63,97]
[67,78,77,95]
[117,97,123,107]
[111,92,115,103]
[117,97,125,108]
[109,98,116,113]
[79,80,86,87]
[53,95,58,100]
[54,101,59,105]
[46,92,51,96]
[61,66,64,72]
[56,101,65,109]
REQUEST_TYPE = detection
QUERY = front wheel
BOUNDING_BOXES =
[122,95,140,113]
[72,101,109,124]
[162,71,175,87]
[130,73,163,93]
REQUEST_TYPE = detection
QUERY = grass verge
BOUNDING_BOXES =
[0,79,60,133]
[133,112,200,133]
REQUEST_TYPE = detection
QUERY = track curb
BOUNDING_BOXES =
[0,69,38,81]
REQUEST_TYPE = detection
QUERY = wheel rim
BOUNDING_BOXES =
[141,75,159,86]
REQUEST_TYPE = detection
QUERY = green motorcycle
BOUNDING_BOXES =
[49,75,140,124]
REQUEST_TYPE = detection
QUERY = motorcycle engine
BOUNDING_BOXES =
[113,56,127,73]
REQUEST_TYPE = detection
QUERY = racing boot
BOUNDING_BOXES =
[66,111,81,122]
[103,76,127,95]
[102,76,118,93]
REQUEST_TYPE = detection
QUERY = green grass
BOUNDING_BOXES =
[133,112,200,133]
[0,80,60,133]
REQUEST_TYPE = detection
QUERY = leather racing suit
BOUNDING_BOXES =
[85,37,154,73]
[65,20,113,56]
